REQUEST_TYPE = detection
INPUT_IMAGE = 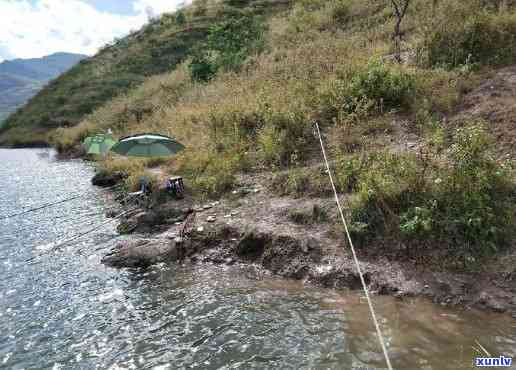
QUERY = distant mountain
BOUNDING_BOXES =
[0,52,87,125]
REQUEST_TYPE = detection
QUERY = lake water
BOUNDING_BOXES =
[0,149,514,370]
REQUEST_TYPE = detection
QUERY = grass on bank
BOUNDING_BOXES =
[55,0,516,265]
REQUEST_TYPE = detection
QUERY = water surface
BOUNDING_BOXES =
[0,149,514,369]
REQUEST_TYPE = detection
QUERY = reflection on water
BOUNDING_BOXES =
[0,149,514,370]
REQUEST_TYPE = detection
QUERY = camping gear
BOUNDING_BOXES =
[83,134,116,155]
[166,176,185,199]
[110,133,185,158]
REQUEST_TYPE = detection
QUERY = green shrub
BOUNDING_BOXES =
[340,123,515,263]
[175,10,187,25]
[178,150,239,198]
[347,59,415,112]
[288,0,350,32]
[189,10,266,82]
[318,60,415,122]
[257,110,313,167]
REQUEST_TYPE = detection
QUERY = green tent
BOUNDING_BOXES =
[110,133,185,158]
[83,134,116,155]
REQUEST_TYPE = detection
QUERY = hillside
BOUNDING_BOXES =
[49,0,516,275]
[0,0,514,300]
[0,0,291,146]
[0,52,86,129]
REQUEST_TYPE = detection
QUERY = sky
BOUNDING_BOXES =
[0,0,189,61]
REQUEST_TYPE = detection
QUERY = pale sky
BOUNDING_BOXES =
[0,0,189,61]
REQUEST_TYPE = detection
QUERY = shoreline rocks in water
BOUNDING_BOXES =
[102,239,181,268]
[102,190,516,318]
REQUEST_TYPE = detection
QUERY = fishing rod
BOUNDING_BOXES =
[0,184,123,221]
[27,207,139,263]
[7,191,142,235]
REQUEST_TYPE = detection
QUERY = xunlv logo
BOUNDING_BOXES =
[475,356,513,367]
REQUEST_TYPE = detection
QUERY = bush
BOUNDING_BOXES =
[175,11,187,26]
[341,123,515,263]
[270,166,333,198]
[347,59,415,112]
[419,11,516,68]
[178,150,239,198]
[256,110,313,167]
[189,10,266,82]
[318,59,415,122]
[288,0,350,32]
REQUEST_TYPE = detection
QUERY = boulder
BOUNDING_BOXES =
[102,239,180,268]
[91,171,127,187]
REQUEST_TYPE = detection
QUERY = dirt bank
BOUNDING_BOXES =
[103,173,516,318]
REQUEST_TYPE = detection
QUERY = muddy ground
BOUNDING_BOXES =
[103,174,516,318]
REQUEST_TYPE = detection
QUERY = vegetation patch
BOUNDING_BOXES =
[339,123,515,266]
[418,3,516,69]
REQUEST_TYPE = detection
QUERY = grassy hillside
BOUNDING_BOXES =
[0,0,291,146]
[54,0,516,267]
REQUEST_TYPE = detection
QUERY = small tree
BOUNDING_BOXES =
[175,10,186,26]
[189,12,266,82]
[390,0,412,62]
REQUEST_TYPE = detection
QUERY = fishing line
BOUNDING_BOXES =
[11,191,140,235]
[0,184,122,221]
[314,122,393,370]
[0,185,125,221]
[27,207,138,263]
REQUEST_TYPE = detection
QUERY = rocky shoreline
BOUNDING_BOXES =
[101,177,516,318]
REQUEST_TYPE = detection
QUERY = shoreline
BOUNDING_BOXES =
[0,142,51,149]
[100,174,516,318]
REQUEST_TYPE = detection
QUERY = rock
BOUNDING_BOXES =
[116,211,146,234]
[203,205,213,210]
[91,171,127,187]
[223,214,232,218]
[102,239,179,268]
[105,209,119,218]
[478,291,490,304]
[206,216,216,222]
[162,232,177,239]
[197,226,204,232]
[225,258,236,265]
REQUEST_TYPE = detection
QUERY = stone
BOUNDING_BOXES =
[91,170,127,187]
[102,239,179,268]
[206,216,216,222]
[197,226,204,232]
